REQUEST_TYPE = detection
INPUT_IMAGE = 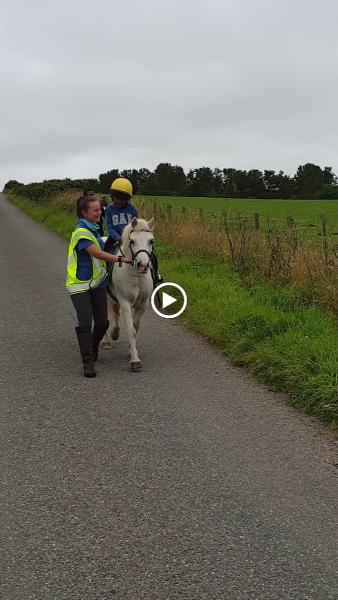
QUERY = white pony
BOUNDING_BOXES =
[101,217,155,371]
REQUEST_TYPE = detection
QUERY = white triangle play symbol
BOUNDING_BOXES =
[162,291,177,309]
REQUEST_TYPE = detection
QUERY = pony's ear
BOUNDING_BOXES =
[147,217,154,230]
[131,217,138,228]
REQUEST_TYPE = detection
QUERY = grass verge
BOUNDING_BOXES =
[7,193,338,430]
[159,242,337,428]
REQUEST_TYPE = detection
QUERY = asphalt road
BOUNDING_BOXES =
[0,194,337,600]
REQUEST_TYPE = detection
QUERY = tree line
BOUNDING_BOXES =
[4,162,338,200]
[99,163,337,198]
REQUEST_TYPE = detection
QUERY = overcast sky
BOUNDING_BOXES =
[1,0,338,188]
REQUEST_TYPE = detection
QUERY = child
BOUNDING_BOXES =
[104,178,138,252]
[105,177,162,286]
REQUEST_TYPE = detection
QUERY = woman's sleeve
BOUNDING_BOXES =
[76,239,94,252]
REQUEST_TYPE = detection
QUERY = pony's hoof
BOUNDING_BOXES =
[111,328,120,341]
[130,361,142,372]
[99,340,113,350]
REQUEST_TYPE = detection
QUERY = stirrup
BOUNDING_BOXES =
[155,272,164,285]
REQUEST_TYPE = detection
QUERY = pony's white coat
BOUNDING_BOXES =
[101,217,154,368]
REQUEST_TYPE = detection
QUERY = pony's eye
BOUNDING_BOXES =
[150,239,154,245]
[130,239,134,245]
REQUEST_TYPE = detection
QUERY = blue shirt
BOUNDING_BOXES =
[105,202,138,240]
[75,220,107,287]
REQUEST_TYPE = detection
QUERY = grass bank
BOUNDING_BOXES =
[135,199,338,317]
[160,243,338,428]
[7,193,338,429]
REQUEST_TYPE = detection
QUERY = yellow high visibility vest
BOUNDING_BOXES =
[66,227,107,294]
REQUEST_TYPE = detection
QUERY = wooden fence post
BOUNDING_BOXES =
[321,217,329,266]
[223,210,235,262]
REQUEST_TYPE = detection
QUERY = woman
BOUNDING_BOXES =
[66,194,132,378]
[80,190,106,236]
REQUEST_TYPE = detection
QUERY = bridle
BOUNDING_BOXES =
[118,228,153,266]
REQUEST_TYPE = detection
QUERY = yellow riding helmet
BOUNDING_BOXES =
[110,177,133,197]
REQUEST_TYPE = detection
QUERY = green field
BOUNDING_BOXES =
[135,196,338,251]
[137,195,338,228]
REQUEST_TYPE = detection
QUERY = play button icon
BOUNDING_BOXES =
[162,291,177,309]
[151,282,188,319]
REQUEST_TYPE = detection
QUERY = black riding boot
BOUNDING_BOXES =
[150,252,163,287]
[155,270,164,286]
[92,321,109,361]
[75,326,96,378]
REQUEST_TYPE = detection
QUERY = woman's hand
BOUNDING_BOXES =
[115,256,133,264]
[85,245,133,264]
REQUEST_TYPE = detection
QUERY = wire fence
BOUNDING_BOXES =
[136,199,338,315]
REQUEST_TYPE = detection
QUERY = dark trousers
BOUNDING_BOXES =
[70,287,108,329]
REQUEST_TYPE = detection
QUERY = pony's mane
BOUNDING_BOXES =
[121,218,151,252]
